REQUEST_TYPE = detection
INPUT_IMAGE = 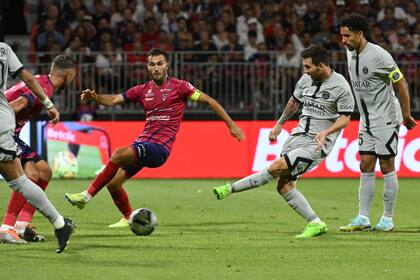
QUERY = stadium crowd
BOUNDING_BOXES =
[1,0,420,117]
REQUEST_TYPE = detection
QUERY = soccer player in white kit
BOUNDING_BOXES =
[214,45,355,238]
[0,42,75,252]
[338,14,417,232]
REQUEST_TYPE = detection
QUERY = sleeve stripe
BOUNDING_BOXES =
[20,92,35,108]
[10,66,24,79]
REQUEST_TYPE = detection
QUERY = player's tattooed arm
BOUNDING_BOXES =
[81,89,125,106]
[269,97,300,142]
[393,77,417,130]
[9,96,30,114]
[197,92,245,142]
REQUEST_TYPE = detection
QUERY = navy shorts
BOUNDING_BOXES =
[122,141,169,178]
[13,136,42,165]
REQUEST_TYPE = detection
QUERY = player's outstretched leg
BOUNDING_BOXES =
[213,169,274,199]
[339,215,372,232]
[64,191,90,209]
[107,170,132,228]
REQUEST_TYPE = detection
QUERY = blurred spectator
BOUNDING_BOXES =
[91,28,113,51]
[95,41,123,92]
[238,17,264,46]
[37,19,65,50]
[193,31,217,62]
[40,3,71,44]
[294,0,307,18]
[244,31,258,61]
[142,17,160,50]
[376,0,407,22]
[133,0,160,24]
[212,20,229,51]
[92,0,111,27]
[249,42,272,110]
[302,1,320,34]
[111,0,129,28]
[62,0,87,26]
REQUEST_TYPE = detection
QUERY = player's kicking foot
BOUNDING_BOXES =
[55,218,76,253]
[22,225,46,242]
[295,222,328,238]
[0,228,27,244]
[374,216,395,232]
[213,183,232,200]
[65,191,89,209]
[339,215,372,232]
[108,218,129,228]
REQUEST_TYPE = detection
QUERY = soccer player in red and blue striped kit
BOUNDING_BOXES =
[65,48,245,227]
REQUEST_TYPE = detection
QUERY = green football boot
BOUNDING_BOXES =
[108,218,130,228]
[65,191,89,209]
[213,183,232,200]
[295,222,328,238]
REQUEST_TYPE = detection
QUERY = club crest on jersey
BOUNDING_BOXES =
[162,93,168,101]
[363,66,368,74]
[322,92,329,99]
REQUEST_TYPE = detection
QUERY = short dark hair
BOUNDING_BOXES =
[339,13,370,39]
[300,45,329,65]
[147,48,169,61]
[52,54,77,70]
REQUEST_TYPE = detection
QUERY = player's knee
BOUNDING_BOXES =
[360,161,375,172]
[39,165,52,181]
[268,158,289,177]
[276,179,294,195]
[110,148,128,164]
[379,159,395,174]
[26,169,40,182]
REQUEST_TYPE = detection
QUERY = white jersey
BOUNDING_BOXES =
[0,42,24,132]
[292,71,354,154]
[346,42,402,132]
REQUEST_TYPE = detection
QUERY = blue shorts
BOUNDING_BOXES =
[122,141,169,178]
[13,136,41,165]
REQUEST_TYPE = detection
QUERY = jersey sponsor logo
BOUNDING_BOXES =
[146,115,170,121]
[362,66,368,74]
[145,98,154,101]
[339,104,353,111]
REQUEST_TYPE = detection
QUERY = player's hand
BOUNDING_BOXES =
[229,124,245,142]
[269,124,282,142]
[403,115,417,130]
[314,130,328,149]
[81,89,97,101]
[46,106,60,125]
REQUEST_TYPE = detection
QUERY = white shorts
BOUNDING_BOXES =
[0,128,18,161]
[281,134,326,180]
[359,126,399,159]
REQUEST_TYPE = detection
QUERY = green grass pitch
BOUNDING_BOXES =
[1,178,419,279]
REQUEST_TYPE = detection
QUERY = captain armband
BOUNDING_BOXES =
[189,89,202,102]
[389,67,403,83]
[40,97,54,109]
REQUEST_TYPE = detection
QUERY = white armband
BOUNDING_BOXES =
[41,97,54,109]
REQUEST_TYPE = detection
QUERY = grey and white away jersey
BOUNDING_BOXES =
[346,42,403,131]
[0,42,24,132]
[292,71,354,154]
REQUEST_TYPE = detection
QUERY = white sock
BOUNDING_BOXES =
[83,191,92,202]
[310,217,322,224]
[52,216,65,229]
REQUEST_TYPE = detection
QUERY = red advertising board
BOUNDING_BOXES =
[46,121,420,178]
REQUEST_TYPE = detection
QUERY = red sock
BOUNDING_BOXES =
[2,178,38,227]
[87,161,120,197]
[108,186,132,219]
[16,179,49,224]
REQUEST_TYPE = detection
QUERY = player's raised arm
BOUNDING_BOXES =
[81,89,125,106]
[269,97,300,142]
[19,69,59,124]
[392,77,417,130]
[195,92,245,142]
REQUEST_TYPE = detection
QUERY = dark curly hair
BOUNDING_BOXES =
[339,13,370,39]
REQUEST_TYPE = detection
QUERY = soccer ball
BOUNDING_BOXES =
[129,208,157,236]
[53,150,79,179]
